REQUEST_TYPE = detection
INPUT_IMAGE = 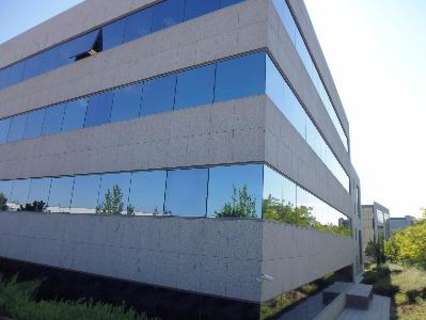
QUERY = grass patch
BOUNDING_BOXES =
[362,264,426,320]
[0,276,153,320]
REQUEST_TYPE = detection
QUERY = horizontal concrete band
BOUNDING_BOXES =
[0,211,354,302]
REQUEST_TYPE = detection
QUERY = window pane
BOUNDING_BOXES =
[0,118,10,144]
[70,175,101,214]
[165,168,208,217]
[48,177,74,213]
[123,10,153,43]
[151,0,185,32]
[62,99,88,132]
[102,19,126,50]
[128,170,166,215]
[7,63,25,87]
[42,104,65,136]
[84,92,114,128]
[97,172,131,215]
[60,30,100,61]
[7,114,27,143]
[37,48,61,75]
[10,179,30,209]
[23,109,46,140]
[110,83,143,122]
[175,64,215,110]
[140,75,176,116]
[262,166,297,222]
[215,53,266,102]
[266,56,307,138]
[184,0,220,20]
[207,164,262,218]
[23,55,43,79]
[28,178,51,205]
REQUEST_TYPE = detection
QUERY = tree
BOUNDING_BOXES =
[215,185,257,218]
[384,220,426,269]
[366,234,386,266]
[18,201,47,213]
[0,193,8,211]
[262,196,352,237]
[97,185,124,215]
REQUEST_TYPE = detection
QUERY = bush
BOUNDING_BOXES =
[385,221,426,269]
[0,276,151,320]
[0,193,7,211]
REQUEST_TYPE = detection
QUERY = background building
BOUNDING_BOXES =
[0,0,361,318]
[361,202,390,259]
[389,216,416,236]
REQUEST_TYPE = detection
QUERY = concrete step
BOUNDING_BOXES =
[345,284,373,310]
[322,282,351,305]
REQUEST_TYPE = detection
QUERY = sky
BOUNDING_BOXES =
[0,1,425,218]
[304,0,426,218]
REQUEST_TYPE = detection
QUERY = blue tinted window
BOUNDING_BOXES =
[266,56,307,138]
[98,173,131,214]
[123,10,153,43]
[152,0,185,32]
[48,177,74,213]
[10,179,30,208]
[102,19,126,50]
[129,170,166,215]
[42,104,65,136]
[215,53,266,102]
[28,178,51,204]
[62,99,88,132]
[165,168,208,217]
[7,63,25,87]
[37,48,62,75]
[175,64,215,110]
[141,75,176,116]
[0,118,10,144]
[110,84,143,122]
[70,175,101,214]
[207,164,263,218]
[184,0,220,20]
[84,93,114,128]
[23,109,46,140]
[60,30,100,61]
[7,114,27,143]
[22,55,43,79]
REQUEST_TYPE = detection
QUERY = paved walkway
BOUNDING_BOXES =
[337,295,391,320]
[278,292,325,320]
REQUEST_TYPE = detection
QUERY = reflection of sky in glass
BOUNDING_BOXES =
[70,175,101,214]
[11,180,30,205]
[48,177,74,213]
[208,164,262,218]
[0,181,12,199]
[129,171,166,215]
[28,178,51,203]
[110,84,143,123]
[165,168,208,217]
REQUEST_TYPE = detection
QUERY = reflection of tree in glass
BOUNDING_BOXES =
[0,193,8,211]
[96,185,124,215]
[18,201,47,212]
[263,196,351,237]
[215,185,257,218]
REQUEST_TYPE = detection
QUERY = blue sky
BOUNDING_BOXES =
[1,0,425,217]
[0,0,83,44]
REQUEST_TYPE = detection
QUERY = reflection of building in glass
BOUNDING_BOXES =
[389,216,416,236]
[0,0,362,318]
[361,203,390,259]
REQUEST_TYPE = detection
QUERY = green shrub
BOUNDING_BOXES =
[0,276,151,320]
[395,292,409,306]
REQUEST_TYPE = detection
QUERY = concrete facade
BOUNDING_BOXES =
[361,202,390,259]
[0,0,361,314]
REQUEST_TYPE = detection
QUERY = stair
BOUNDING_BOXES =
[345,284,373,310]
[322,281,351,304]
